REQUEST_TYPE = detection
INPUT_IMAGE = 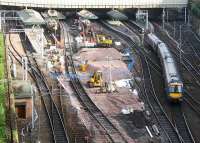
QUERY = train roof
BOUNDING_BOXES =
[158,43,181,83]
[148,33,162,44]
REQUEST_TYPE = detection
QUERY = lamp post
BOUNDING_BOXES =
[22,56,28,81]
[38,28,44,58]
[173,21,176,38]
[31,84,37,129]
[184,7,187,24]
[179,25,182,71]
[136,10,148,30]
[140,29,144,48]
[162,8,165,29]
[166,9,169,23]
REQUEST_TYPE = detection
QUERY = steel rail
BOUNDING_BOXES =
[101,20,183,143]
[20,32,69,143]
[60,22,127,143]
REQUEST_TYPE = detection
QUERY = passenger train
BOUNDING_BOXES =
[146,33,183,101]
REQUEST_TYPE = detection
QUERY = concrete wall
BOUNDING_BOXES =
[0,0,188,9]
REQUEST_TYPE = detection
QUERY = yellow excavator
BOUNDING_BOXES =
[88,71,103,88]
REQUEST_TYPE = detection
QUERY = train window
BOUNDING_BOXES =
[169,86,182,93]
[177,86,182,92]
[169,87,174,92]
[174,86,179,92]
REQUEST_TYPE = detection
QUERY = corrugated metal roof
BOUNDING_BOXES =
[17,9,45,25]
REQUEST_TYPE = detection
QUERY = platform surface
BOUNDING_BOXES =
[25,28,47,54]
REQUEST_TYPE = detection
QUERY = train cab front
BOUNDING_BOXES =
[168,82,183,101]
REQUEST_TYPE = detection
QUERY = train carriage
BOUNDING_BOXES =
[147,33,183,101]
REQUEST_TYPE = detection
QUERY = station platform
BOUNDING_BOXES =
[25,28,47,54]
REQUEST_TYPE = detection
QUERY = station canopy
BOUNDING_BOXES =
[107,10,128,20]
[41,10,66,20]
[17,9,45,25]
[77,9,98,20]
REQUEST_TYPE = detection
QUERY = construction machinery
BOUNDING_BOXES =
[96,34,112,47]
[88,71,103,88]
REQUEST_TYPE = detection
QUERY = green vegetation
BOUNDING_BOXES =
[191,2,200,18]
[0,33,6,142]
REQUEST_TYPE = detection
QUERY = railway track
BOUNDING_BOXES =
[134,22,195,143]
[183,91,200,117]
[138,20,200,142]
[154,22,200,112]
[175,26,200,73]
[119,21,196,143]
[61,22,128,143]
[24,34,69,143]
[142,42,195,143]
[123,21,162,74]
[154,23,200,87]
[163,23,200,103]
[134,42,196,143]
[9,31,69,143]
[122,22,183,143]
[8,33,54,142]
[67,56,127,143]
[101,20,184,143]
[8,34,24,64]
[142,55,182,143]
[186,31,200,62]
[182,40,200,71]
[171,104,195,143]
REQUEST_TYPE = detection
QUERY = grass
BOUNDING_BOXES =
[0,33,6,142]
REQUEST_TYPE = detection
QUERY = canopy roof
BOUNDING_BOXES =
[17,9,45,25]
